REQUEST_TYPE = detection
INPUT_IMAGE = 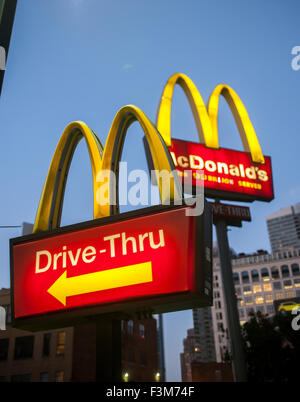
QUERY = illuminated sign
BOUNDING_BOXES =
[155,73,274,202]
[169,139,273,202]
[11,72,270,329]
[10,203,212,330]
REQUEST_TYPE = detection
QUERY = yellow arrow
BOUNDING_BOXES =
[47,261,153,306]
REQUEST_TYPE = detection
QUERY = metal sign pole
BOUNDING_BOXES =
[215,219,248,382]
[95,318,122,382]
[158,314,166,382]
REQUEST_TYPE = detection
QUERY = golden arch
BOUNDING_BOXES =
[33,106,181,233]
[156,73,214,148]
[156,73,265,163]
[33,121,104,233]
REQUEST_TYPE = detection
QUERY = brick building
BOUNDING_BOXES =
[0,288,159,382]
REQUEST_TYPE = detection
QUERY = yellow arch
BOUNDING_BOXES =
[156,73,215,148]
[156,73,265,163]
[33,106,181,233]
[33,121,104,233]
[207,84,264,163]
[98,105,182,218]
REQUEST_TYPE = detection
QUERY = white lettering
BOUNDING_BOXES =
[149,229,165,249]
[104,234,120,258]
[35,250,52,273]
[68,248,81,266]
[189,155,204,170]
[82,246,96,263]
[122,232,137,255]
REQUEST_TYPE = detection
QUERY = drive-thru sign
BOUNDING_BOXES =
[11,203,212,330]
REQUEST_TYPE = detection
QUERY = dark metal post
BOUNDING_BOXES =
[157,314,166,381]
[95,318,122,382]
[215,219,247,382]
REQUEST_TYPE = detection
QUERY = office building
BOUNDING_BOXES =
[266,202,300,253]
[192,308,216,362]
[212,248,300,361]
[180,329,198,382]
[180,246,300,369]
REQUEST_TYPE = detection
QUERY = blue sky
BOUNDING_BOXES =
[0,0,300,381]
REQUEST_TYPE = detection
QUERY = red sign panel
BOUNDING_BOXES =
[10,204,212,330]
[168,139,274,202]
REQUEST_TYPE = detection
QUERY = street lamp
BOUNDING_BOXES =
[123,372,129,382]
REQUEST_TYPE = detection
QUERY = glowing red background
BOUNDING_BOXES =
[12,207,197,319]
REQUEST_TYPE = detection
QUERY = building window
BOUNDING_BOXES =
[261,268,270,281]
[263,283,272,292]
[271,267,280,280]
[139,324,145,338]
[55,370,64,382]
[281,265,290,278]
[266,305,274,314]
[294,278,300,287]
[215,300,221,309]
[40,372,48,382]
[42,333,51,357]
[255,296,264,305]
[217,322,224,332]
[235,287,241,296]
[273,281,282,290]
[253,284,262,294]
[11,374,31,382]
[256,305,265,313]
[243,286,252,294]
[284,280,292,289]
[291,263,300,276]
[276,292,284,300]
[0,338,9,361]
[251,269,259,283]
[241,271,249,284]
[265,294,273,303]
[56,331,66,356]
[285,291,295,298]
[127,320,134,335]
[14,336,34,360]
[216,312,223,320]
[244,296,253,305]
[233,273,240,285]
[238,299,244,307]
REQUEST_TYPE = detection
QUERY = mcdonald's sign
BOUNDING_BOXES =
[10,72,272,329]
[155,73,274,202]
[10,102,212,330]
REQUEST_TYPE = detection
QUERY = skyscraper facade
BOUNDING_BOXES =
[266,202,300,253]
